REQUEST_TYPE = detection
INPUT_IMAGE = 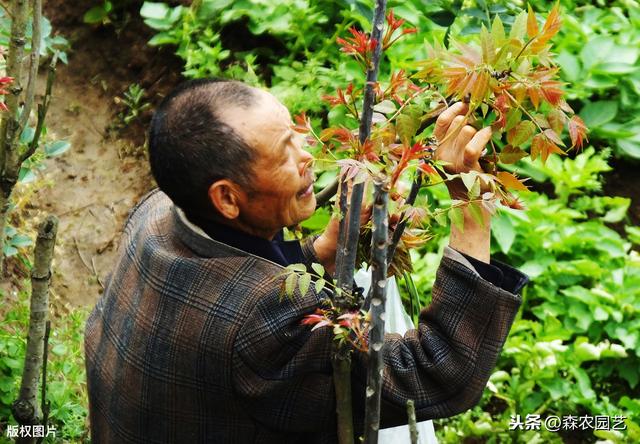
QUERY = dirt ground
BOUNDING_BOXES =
[8,1,183,309]
[6,1,639,312]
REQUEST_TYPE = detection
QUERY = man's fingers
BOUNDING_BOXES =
[443,115,467,142]
[464,127,493,162]
[455,125,476,153]
[433,102,469,140]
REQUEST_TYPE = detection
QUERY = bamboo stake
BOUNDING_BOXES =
[363,179,389,444]
[407,399,419,444]
[12,215,58,444]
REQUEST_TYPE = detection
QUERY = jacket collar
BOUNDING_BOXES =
[172,206,304,267]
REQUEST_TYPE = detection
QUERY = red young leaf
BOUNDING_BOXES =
[568,115,588,150]
[531,133,565,163]
[547,109,566,135]
[499,145,528,164]
[497,171,529,191]
[507,120,536,146]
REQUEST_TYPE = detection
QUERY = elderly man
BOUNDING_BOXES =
[84,78,527,443]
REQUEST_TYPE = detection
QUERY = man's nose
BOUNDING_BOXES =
[298,145,314,176]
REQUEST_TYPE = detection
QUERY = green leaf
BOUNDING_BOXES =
[10,234,32,248]
[434,211,448,226]
[396,105,422,145]
[285,273,296,298]
[491,15,505,45]
[315,278,326,294]
[509,11,527,41]
[44,140,71,157]
[499,145,528,164]
[504,108,522,132]
[491,212,515,254]
[2,356,21,370]
[140,2,170,20]
[51,343,67,356]
[507,120,536,146]
[373,100,396,114]
[298,273,311,296]
[480,25,495,64]
[428,10,456,27]
[468,202,484,226]
[580,100,618,128]
[311,263,325,277]
[20,127,35,145]
[556,51,581,82]
[448,207,464,232]
[618,139,640,159]
[286,263,306,273]
[575,341,601,362]
[83,5,110,24]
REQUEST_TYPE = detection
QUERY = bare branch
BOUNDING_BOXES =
[18,0,43,133]
[20,53,57,164]
[363,179,389,444]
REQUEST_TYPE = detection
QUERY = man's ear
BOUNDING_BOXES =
[208,180,244,220]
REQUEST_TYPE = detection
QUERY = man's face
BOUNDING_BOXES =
[222,89,316,237]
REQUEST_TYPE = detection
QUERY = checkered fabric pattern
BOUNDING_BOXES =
[84,189,524,443]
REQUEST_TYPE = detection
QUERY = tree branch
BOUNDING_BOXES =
[20,53,57,164]
[0,0,29,171]
[363,179,389,444]
[17,0,42,133]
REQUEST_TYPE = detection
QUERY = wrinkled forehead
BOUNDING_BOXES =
[220,88,292,147]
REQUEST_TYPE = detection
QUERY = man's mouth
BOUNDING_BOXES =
[297,178,315,199]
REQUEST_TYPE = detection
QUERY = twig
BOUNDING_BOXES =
[73,236,93,273]
[315,178,340,207]
[17,0,42,132]
[91,256,104,289]
[407,400,419,444]
[20,53,57,163]
[363,179,389,444]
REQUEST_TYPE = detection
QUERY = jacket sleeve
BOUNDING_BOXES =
[232,251,525,433]
[231,276,337,433]
[351,250,525,429]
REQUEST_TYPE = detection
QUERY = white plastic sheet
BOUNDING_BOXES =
[354,269,438,444]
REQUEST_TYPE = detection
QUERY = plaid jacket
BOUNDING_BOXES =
[85,189,525,443]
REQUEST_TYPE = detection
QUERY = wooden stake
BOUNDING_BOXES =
[12,215,58,444]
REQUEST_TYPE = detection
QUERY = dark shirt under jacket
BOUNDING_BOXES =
[187,212,527,296]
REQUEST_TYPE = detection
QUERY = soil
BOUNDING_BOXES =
[4,1,183,309]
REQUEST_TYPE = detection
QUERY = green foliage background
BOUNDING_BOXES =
[1,0,639,442]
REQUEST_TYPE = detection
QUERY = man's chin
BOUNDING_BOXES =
[296,194,317,222]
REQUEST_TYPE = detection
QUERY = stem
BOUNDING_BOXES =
[17,0,42,132]
[0,0,29,169]
[363,180,389,444]
[0,194,8,275]
[332,345,355,444]
[21,54,58,163]
[332,2,387,443]
[387,170,423,263]
[504,90,544,134]
[407,400,419,444]
[12,215,58,444]
[316,178,340,207]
